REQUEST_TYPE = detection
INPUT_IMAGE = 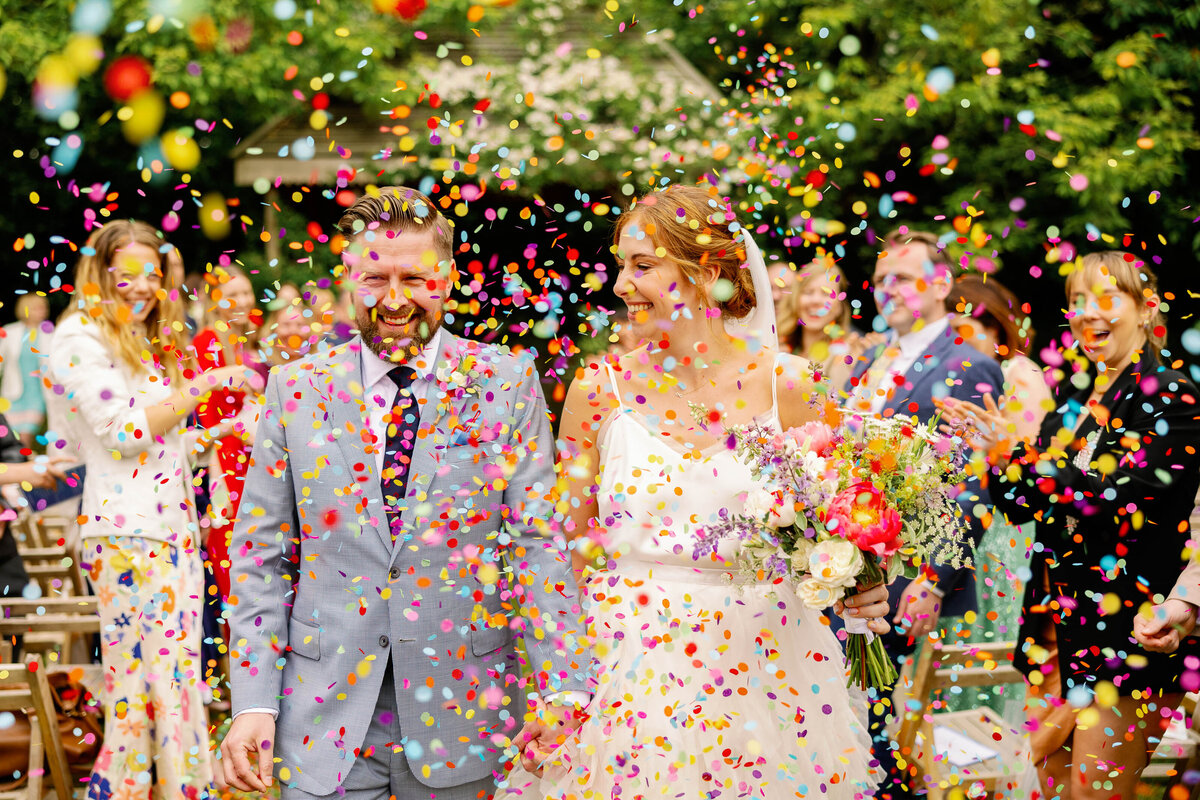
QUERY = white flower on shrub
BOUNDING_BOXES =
[808,538,864,589]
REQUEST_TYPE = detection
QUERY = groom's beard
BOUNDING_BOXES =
[356,306,443,361]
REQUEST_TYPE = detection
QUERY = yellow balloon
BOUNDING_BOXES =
[64,34,104,76]
[161,129,201,170]
[199,193,231,240]
[121,90,165,144]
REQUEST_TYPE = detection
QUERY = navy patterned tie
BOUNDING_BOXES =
[380,366,419,539]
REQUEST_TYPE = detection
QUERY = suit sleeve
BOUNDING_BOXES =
[927,354,1006,594]
[1169,552,1200,607]
[993,371,1200,547]
[500,354,590,695]
[227,369,301,716]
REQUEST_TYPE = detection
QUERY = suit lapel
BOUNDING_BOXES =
[883,326,955,417]
[324,337,393,551]
[402,332,480,506]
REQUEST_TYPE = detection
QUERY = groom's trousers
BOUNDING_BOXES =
[280,658,497,800]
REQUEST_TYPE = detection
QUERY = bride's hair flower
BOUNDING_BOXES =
[826,482,904,557]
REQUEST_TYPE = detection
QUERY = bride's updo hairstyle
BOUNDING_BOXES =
[614,185,757,319]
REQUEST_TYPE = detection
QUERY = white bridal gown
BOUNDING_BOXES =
[500,359,877,799]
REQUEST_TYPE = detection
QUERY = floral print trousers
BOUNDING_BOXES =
[81,536,213,800]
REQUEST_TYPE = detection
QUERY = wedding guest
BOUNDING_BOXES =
[768,259,800,346]
[46,220,258,798]
[1,294,55,447]
[941,275,1052,720]
[182,272,209,337]
[192,264,263,606]
[844,228,1004,799]
[948,251,1200,799]
[259,298,315,367]
[788,254,876,392]
[946,275,1051,441]
[0,411,68,604]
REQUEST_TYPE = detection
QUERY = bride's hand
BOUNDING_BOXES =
[515,702,584,776]
[835,583,891,635]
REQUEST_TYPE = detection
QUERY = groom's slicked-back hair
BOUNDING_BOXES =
[335,185,454,261]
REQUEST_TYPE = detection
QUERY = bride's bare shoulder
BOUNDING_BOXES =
[771,352,824,428]
[772,352,816,387]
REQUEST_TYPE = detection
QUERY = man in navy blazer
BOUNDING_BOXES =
[843,229,1004,798]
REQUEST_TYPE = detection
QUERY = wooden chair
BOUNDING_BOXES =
[0,609,101,665]
[1142,692,1200,798]
[892,639,1028,799]
[0,656,73,800]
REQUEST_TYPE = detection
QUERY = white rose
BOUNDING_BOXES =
[767,494,798,529]
[796,578,845,610]
[808,538,865,589]
[743,488,775,523]
[789,539,816,575]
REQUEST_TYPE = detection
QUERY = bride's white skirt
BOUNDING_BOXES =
[500,563,879,799]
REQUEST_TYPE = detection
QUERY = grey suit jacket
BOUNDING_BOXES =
[228,333,588,794]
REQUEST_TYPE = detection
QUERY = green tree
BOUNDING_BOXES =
[635,0,1200,360]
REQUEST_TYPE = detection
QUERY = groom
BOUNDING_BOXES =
[220,187,589,798]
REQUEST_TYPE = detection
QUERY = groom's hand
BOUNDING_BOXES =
[515,702,584,776]
[220,712,276,792]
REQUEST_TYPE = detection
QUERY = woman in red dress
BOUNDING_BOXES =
[191,265,264,603]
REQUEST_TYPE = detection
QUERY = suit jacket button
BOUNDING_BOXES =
[389,567,400,580]
[379,635,390,648]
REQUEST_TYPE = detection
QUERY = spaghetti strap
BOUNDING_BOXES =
[603,360,626,414]
[770,351,783,420]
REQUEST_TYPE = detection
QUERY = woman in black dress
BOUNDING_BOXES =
[942,251,1200,799]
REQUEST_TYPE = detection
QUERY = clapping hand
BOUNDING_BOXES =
[892,580,942,640]
[202,365,264,395]
[936,393,1014,464]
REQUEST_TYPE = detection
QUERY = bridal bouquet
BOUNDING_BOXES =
[692,407,971,691]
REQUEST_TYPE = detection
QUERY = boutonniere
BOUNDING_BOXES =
[434,344,495,415]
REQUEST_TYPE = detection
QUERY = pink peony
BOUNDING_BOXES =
[825,482,903,557]
[788,421,836,457]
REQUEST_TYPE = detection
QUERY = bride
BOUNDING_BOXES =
[500,185,888,799]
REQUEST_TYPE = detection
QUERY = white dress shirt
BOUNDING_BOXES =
[361,330,444,475]
[869,316,950,415]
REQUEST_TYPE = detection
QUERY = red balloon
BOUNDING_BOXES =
[804,169,826,189]
[104,55,152,102]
